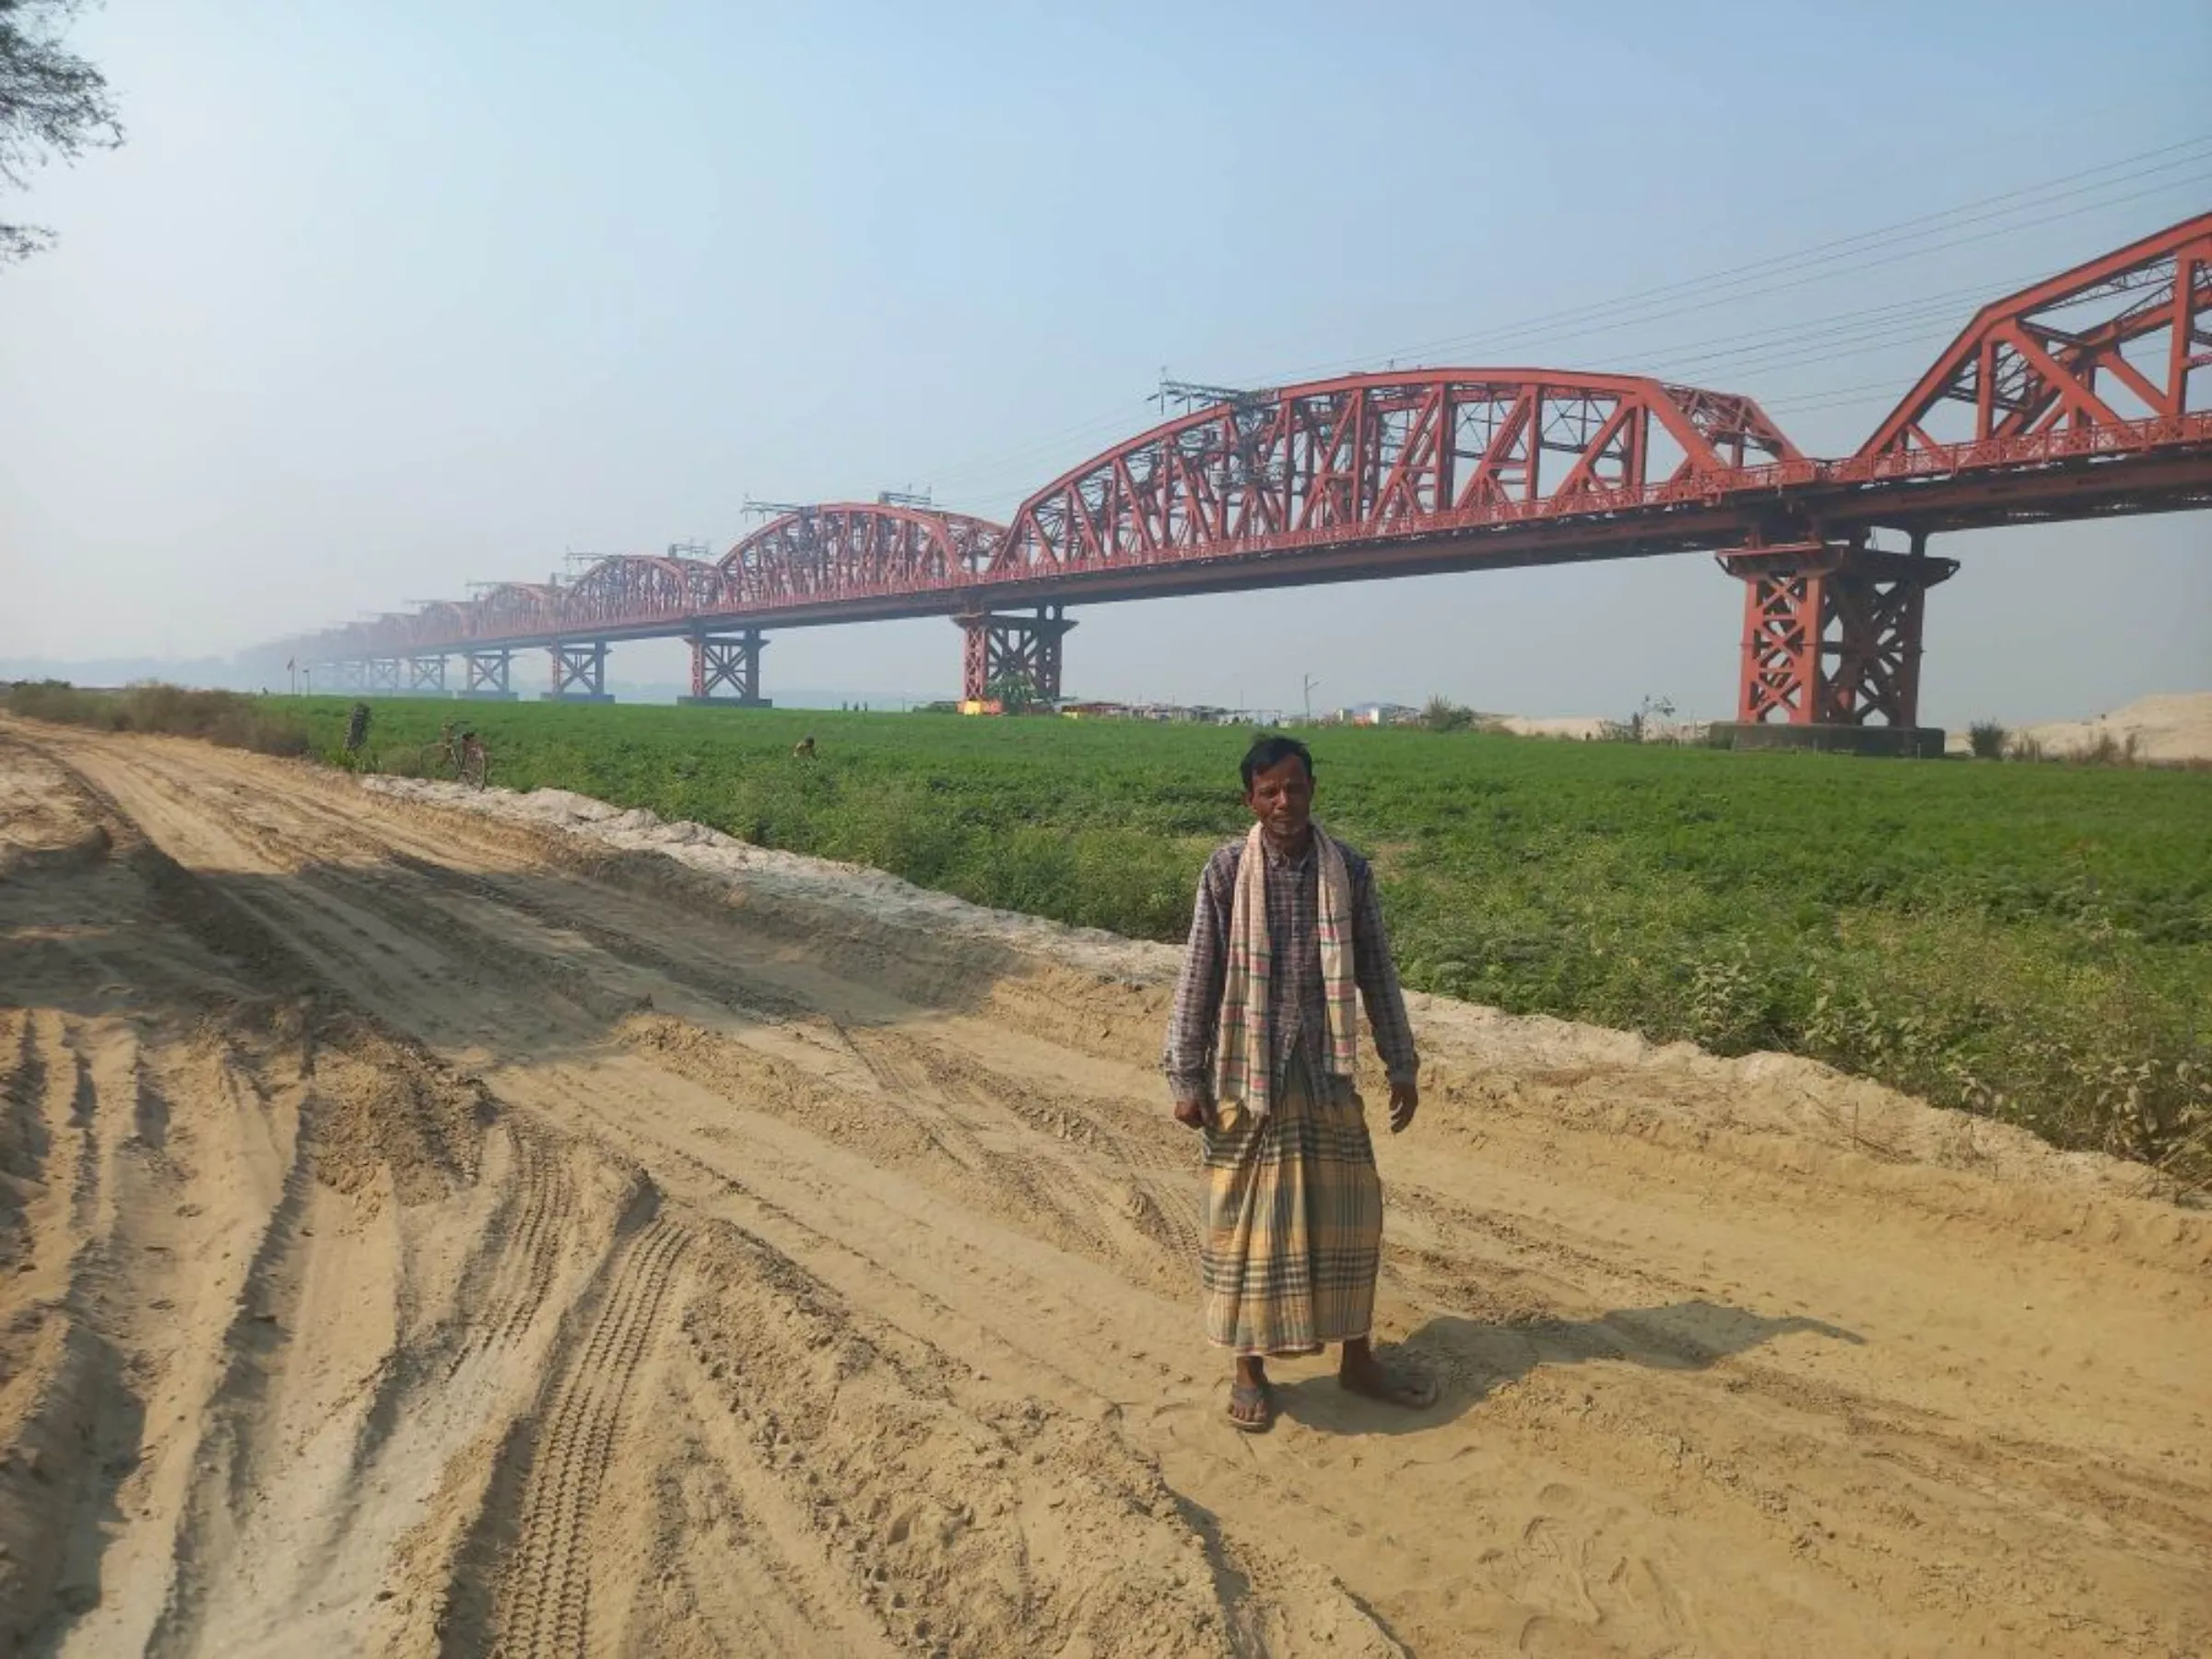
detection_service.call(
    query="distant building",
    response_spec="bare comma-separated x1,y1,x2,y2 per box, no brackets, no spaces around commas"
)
1051,700,1262,725
1337,702,1422,727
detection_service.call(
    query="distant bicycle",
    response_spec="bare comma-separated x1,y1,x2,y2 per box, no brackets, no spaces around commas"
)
420,721,489,788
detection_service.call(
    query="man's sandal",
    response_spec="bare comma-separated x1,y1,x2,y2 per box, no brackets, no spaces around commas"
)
1227,1380,1275,1432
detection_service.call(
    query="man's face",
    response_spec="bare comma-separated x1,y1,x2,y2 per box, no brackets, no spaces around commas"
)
1245,755,1314,841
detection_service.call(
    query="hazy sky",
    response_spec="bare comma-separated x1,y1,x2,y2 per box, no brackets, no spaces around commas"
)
3,2,2207,722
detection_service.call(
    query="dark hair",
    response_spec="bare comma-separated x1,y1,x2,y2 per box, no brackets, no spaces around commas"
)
1241,735,1314,792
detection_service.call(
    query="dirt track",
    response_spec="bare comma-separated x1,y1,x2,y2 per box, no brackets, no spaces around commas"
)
2,721,2207,1658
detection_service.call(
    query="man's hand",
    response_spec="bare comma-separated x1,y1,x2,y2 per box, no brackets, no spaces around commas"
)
1387,1079,1419,1135
1172,1095,1214,1132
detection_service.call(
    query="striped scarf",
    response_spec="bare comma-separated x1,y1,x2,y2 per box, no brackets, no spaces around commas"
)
1212,820,1359,1118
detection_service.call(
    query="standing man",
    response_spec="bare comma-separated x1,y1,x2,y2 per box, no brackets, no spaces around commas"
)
1163,735,1435,1431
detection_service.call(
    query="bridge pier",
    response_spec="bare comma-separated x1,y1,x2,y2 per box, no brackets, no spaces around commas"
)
331,659,366,691
678,629,771,707
406,654,447,695
958,605,1074,709
1715,534,1958,754
457,648,517,700
543,641,613,702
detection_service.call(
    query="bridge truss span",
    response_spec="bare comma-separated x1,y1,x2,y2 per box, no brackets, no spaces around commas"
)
470,582,565,642
267,211,2212,733
1823,212,2212,525
1860,212,2212,462
990,371,1804,582
563,555,728,631
719,504,1007,607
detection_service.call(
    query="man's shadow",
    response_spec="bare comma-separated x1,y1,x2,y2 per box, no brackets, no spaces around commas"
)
1271,1299,1864,1435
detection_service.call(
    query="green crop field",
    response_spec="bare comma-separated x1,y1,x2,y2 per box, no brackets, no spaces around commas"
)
11,682,2209,1183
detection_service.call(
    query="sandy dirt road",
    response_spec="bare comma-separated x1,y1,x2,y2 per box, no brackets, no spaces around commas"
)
2,721,2207,1659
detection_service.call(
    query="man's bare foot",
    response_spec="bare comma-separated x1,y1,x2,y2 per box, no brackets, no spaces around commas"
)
1338,1338,1437,1408
1228,1357,1273,1430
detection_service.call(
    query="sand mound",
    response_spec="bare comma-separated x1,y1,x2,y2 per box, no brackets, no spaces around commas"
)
1493,714,1612,741
2013,689,2212,762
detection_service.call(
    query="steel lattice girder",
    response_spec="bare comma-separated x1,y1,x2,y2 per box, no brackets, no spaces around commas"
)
718,505,1006,607
567,556,726,629
992,371,1801,578
1858,211,2212,461
474,583,564,642
411,602,473,651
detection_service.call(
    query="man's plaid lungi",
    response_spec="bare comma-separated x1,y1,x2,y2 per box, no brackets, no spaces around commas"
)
1200,1054,1382,1356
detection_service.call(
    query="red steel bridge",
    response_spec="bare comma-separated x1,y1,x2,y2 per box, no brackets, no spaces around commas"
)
270,212,2212,735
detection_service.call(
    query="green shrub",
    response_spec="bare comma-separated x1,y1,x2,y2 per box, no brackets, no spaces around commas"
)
5,680,309,755
1419,695,1474,733
2077,729,2142,768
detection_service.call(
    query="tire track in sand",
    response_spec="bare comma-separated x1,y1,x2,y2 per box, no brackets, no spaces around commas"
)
491,1214,691,1658
448,1122,571,1376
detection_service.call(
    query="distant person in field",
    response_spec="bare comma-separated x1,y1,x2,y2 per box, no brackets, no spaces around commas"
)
793,735,817,759
1162,734,1432,1432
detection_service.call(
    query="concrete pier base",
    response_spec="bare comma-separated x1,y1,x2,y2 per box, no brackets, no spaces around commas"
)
1711,723,1946,758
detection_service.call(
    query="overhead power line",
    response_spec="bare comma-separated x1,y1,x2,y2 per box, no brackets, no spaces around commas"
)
907,137,2211,507
1258,158,2212,385
1256,137,2212,380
